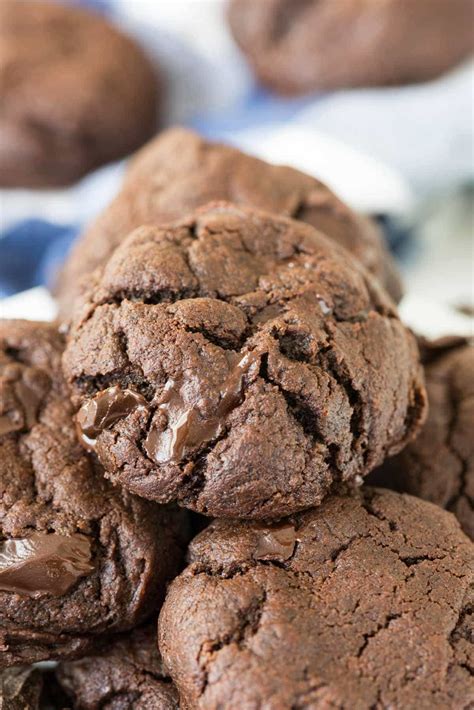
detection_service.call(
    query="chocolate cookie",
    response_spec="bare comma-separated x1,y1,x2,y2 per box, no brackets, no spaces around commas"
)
0,320,187,668
368,337,474,540
56,624,178,710
159,488,474,709
63,202,425,519
56,127,402,317
0,667,44,710
0,0,158,188
228,0,474,94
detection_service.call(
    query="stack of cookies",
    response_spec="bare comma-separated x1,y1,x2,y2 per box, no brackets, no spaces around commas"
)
1,129,473,709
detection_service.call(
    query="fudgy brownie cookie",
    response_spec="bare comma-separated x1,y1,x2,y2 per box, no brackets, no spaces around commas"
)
0,0,158,188
228,0,474,94
159,488,474,709
56,127,402,316
0,320,187,668
368,337,474,540
0,667,44,709
63,203,425,519
56,624,178,710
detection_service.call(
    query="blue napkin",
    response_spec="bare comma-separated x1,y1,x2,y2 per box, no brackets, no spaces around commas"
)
0,220,78,298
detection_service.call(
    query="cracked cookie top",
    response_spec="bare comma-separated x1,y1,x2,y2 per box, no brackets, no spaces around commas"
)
63,203,426,519
56,623,178,710
0,320,187,668
159,488,474,709
369,337,474,540
0,0,158,188
56,127,402,317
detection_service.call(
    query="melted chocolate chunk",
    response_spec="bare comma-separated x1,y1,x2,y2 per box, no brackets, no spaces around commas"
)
76,386,148,449
0,532,94,597
253,522,297,561
0,363,51,436
144,349,262,464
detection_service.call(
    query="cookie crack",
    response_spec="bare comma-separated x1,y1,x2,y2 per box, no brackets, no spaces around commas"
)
319,342,366,463
196,589,268,697
329,534,367,565
259,353,320,443
444,375,473,514
356,613,403,659
95,288,200,309
399,554,438,568
116,329,156,400
359,489,403,536
448,598,474,669
190,562,252,580
178,423,236,504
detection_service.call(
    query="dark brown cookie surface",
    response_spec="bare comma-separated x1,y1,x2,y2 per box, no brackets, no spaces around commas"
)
159,488,474,709
56,127,402,316
369,337,474,539
0,0,158,188
228,0,474,94
0,320,187,669
63,203,425,519
56,624,178,710
0,667,44,710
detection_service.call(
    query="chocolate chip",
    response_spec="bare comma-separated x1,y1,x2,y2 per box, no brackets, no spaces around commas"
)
253,522,297,561
0,533,94,597
76,386,148,449
145,350,262,464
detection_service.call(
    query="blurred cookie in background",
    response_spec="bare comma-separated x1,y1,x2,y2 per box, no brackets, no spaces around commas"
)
56,127,402,317
228,0,474,94
368,336,474,539
0,0,159,188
